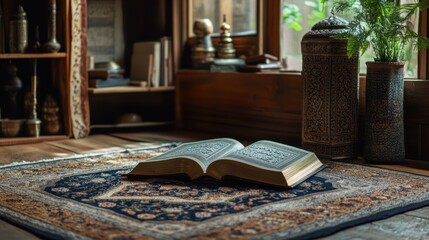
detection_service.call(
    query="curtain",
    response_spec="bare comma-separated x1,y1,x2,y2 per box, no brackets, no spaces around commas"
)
70,0,90,138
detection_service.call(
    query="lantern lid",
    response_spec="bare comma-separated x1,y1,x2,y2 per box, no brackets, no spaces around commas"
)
303,15,348,38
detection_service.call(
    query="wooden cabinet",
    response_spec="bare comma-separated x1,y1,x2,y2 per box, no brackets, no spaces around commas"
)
175,71,303,146
0,0,73,145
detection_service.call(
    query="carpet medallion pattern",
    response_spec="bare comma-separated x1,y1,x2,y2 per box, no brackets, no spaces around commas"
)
1,145,429,239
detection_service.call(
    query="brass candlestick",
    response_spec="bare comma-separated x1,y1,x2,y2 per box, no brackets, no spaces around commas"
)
26,59,41,137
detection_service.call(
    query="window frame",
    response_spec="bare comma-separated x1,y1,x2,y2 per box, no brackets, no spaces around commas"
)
264,0,281,59
418,9,428,79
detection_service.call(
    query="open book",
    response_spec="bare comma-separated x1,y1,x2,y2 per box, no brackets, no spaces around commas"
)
126,138,325,188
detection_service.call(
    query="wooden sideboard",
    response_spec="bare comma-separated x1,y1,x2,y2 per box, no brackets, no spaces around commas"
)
175,70,429,160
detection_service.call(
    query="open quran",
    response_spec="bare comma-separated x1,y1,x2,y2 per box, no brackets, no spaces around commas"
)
127,138,325,188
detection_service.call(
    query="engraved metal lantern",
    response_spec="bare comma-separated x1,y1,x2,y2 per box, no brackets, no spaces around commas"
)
301,15,359,159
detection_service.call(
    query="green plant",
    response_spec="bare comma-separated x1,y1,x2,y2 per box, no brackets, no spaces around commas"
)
305,0,327,26
283,3,303,31
322,0,429,62
283,1,329,32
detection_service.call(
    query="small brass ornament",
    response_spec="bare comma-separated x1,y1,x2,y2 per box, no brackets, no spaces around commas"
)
25,60,41,137
216,15,236,59
191,18,215,69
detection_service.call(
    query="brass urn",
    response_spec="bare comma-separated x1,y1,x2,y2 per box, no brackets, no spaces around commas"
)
216,15,236,59
191,18,216,69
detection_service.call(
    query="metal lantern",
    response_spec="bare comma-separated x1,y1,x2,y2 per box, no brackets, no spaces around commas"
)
301,15,359,159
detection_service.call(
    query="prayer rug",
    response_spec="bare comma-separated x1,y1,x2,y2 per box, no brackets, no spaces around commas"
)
1,144,429,240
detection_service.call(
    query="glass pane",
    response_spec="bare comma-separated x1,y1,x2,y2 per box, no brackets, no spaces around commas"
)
189,0,257,36
280,0,418,78
402,0,419,78
281,0,327,71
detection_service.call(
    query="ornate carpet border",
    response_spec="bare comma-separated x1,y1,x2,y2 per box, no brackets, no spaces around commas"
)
4,186,426,240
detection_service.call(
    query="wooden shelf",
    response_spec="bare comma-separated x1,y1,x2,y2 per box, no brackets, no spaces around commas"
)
90,121,174,129
0,0,73,147
0,135,70,146
0,53,68,59
88,86,175,94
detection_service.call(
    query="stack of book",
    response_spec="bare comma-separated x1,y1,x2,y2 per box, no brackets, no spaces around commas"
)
209,58,245,72
239,54,281,72
129,36,173,88
88,65,129,88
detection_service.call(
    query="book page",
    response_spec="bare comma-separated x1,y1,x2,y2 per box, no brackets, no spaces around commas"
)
221,140,312,171
147,138,244,171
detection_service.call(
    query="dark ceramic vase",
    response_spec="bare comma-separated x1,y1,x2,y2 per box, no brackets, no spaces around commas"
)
42,0,61,53
0,62,22,119
364,61,405,163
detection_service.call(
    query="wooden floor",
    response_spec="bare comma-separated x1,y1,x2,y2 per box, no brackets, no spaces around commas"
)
1,131,429,240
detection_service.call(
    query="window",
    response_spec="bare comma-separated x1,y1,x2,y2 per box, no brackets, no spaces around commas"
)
186,0,425,78
280,0,327,71
280,0,419,77
184,0,260,61
188,0,257,37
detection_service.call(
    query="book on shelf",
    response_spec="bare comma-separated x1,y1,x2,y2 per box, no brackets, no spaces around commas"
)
88,68,125,79
130,41,160,87
245,53,279,65
89,78,130,88
238,62,281,73
160,36,173,86
129,37,174,88
126,138,325,188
